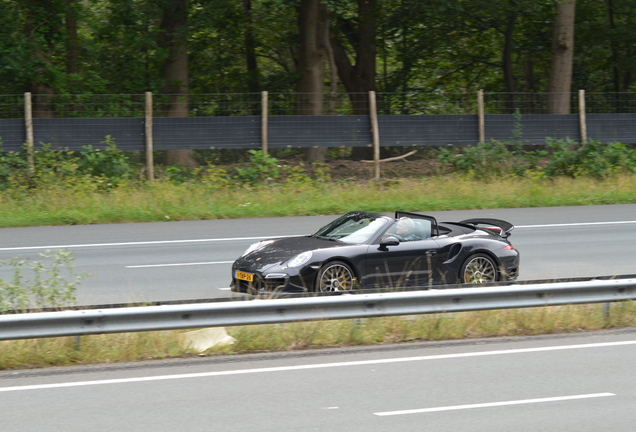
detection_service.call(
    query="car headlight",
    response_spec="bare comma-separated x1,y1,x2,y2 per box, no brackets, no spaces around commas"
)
242,240,274,257
287,251,313,268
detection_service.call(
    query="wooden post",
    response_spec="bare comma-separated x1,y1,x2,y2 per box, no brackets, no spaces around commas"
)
578,89,587,143
261,91,268,154
369,91,380,180
145,92,155,182
477,89,485,143
24,92,35,173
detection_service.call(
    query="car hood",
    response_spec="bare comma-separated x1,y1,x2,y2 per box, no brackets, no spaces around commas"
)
236,236,351,270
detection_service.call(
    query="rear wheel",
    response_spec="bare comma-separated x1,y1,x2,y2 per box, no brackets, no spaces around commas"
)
316,261,355,292
460,253,497,283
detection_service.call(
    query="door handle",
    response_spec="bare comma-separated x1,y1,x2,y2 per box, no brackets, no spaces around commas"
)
425,250,437,256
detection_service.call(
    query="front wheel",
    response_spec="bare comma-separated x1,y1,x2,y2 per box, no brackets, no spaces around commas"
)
460,253,498,283
316,261,355,292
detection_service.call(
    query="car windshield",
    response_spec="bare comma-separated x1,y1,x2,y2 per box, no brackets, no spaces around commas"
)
314,213,388,244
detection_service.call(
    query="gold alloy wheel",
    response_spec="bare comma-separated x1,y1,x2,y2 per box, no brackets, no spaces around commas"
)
317,261,355,292
462,254,497,283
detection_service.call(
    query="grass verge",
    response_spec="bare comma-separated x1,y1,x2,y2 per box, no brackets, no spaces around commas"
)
1,175,636,227
2,302,635,370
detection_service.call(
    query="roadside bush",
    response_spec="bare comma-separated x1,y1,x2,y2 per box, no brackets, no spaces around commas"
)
437,141,537,179
438,138,636,180
0,140,138,190
0,249,92,313
235,150,281,185
544,138,636,179
77,137,134,182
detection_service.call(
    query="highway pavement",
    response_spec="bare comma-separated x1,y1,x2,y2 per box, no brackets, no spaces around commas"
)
0,203,635,305
1,329,636,431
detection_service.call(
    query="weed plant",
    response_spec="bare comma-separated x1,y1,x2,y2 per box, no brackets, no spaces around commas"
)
438,138,636,180
1,302,634,370
0,250,91,313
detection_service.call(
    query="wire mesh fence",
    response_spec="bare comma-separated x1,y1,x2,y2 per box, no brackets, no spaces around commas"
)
1,91,635,152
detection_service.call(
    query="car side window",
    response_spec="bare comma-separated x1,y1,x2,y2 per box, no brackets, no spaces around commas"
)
382,217,431,242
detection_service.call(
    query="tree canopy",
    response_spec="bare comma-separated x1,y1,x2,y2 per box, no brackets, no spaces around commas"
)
1,0,634,101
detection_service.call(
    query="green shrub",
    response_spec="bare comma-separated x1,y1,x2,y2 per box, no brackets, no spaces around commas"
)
544,138,636,179
437,141,522,179
236,150,281,185
77,137,134,182
0,250,92,313
438,138,636,180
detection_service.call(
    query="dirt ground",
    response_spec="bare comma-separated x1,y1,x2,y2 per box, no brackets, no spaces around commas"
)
320,158,442,180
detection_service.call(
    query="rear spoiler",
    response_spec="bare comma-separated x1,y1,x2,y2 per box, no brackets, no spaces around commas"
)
459,218,514,238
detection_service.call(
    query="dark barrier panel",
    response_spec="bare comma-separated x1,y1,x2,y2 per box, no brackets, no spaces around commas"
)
268,115,370,148
2,114,636,152
485,114,581,144
378,115,478,146
154,116,261,150
0,119,27,151
33,118,145,151
587,113,636,143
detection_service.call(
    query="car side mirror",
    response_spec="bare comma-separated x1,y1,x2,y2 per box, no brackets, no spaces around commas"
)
379,236,400,251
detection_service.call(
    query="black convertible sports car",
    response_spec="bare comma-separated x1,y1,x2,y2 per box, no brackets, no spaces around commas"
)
230,211,520,296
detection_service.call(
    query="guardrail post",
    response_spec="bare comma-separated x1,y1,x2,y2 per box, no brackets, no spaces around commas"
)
603,302,610,321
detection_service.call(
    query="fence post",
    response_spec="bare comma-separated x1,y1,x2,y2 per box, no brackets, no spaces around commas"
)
145,92,155,182
369,91,380,180
477,89,485,143
579,89,587,143
261,91,268,155
24,92,35,173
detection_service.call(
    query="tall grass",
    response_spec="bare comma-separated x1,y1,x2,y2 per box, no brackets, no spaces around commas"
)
2,303,635,370
1,175,636,227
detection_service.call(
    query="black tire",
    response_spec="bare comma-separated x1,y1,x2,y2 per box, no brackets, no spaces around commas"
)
316,261,356,292
460,253,498,283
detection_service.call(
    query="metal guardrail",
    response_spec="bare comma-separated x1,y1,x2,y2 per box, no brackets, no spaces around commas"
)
1,279,635,341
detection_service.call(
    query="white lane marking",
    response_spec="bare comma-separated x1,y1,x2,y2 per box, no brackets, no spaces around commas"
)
0,236,291,252
126,261,234,268
1,340,635,393
218,287,231,291
1,221,635,252
374,393,615,416
516,221,636,228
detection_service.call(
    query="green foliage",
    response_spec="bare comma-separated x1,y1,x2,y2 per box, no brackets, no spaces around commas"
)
438,138,636,180
543,139,636,179
437,141,528,179
0,250,92,313
0,140,138,191
235,150,281,185
78,137,133,182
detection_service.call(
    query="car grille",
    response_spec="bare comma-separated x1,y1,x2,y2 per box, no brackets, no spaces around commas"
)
234,274,287,293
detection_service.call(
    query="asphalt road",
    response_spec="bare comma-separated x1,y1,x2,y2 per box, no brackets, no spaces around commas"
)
1,203,636,305
2,329,636,431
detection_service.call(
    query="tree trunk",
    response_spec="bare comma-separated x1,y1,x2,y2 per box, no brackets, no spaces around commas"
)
65,0,79,75
547,0,576,114
160,0,196,167
296,0,329,163
24,3,56,118
243,0,260,114
330,0,376,159
502,1,517,113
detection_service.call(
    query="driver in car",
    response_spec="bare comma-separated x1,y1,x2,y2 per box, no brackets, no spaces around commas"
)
388,217,422,242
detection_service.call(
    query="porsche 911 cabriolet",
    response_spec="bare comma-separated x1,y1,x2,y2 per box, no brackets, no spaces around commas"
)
230,211,520,296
